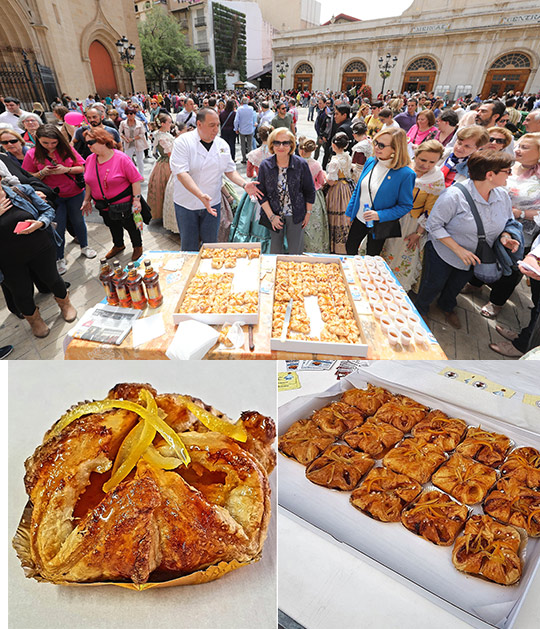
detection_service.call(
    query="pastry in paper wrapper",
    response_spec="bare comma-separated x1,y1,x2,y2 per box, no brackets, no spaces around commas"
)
311,402,365,437
484,477,540,537
278,418,335,466
431,453,498,505
372,394,429,432
383,437,446,484
455,426,512,468
412,411,468,451
343,419,404,459
305,444,374,491
500,447,540,489
452,515,523,585
340,384,393,418
13,383,274,587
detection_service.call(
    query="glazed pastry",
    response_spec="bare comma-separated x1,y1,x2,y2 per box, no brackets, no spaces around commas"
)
305,444,374,491
311,402,365,437
372,395,429,432
431,453,498,505
412,413,468,451
484,477,540,537
343,419,404,459
350,467,422,522
278,419,335,466
383,437,446,484
455,426,512,467
340,384,393,418
401,490,469,546
452,515,522,585
19,384,273,585
500,447,540,489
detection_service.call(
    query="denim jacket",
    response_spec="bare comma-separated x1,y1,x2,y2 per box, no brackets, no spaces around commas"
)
258,154,316,225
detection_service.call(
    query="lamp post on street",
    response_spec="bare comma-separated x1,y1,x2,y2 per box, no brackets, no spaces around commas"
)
116,35,136,95
378,53,398,95
275,60,289,93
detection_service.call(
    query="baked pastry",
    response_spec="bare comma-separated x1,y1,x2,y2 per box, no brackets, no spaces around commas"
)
305,444,374,491
383,437,446,484
372,395,429,432
452,515,522,585
431,453,498,505
401,490,469,546
340,384,393,418
18,383,274,585
343,419,404,458
311,402,365,437
455,426,512,468
484,477,540,537
278,419,335,466
350,467,422,522
500,447,540,489
412,413,468,451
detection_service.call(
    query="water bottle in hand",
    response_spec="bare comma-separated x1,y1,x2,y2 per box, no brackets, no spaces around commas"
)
133,207,143,232
364,203,374,228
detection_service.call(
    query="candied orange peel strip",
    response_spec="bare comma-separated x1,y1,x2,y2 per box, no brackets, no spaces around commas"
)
177,395,247,442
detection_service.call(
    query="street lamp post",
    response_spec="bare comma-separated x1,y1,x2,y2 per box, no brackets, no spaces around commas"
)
275,60,289,92
378,53,398,95
116,35,136,95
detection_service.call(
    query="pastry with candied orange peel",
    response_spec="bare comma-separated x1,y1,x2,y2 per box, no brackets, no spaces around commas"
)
278,419,335,466
412,412,468,451
484,477,540,537
431,453,498,505
500,447,540,489
372,394,429,433
343,419,403,459
340,384,393,418
383,437,446,484
305,444,374,491
455,426,512,468
311,402,365,437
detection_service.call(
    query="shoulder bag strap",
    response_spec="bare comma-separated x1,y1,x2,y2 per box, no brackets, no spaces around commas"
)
454,182,486,242
95,159,107,200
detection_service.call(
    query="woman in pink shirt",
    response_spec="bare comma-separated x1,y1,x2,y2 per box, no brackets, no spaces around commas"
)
22,124,96,275
406,110,438,153
298,137,329,252
80,126,144,261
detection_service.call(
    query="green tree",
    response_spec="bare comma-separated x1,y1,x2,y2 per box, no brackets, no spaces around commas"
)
138,8,213,90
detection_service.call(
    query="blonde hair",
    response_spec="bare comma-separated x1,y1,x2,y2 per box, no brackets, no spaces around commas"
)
0,128,25,144
373,127,411,169
268,127,296,155
486,126,513,148
456,124,490,148
414,139,444,159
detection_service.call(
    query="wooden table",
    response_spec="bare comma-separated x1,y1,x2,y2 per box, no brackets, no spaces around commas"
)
64,251,447,360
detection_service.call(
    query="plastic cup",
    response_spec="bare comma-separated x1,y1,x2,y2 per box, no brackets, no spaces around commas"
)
407,313,421,328
372,303,385,320
387,326,400,346
394,314,408,329
387,303,400,319
377,283,390,295
365,285,377,299
382,294,394,307
400,328,413,347
400,302,413,316
380,315,393,333
414,327,428,347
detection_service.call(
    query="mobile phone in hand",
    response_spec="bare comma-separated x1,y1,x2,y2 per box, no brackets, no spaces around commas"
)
14,220,32,233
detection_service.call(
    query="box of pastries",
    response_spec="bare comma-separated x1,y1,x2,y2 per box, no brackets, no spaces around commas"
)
278,365,540,628
173,243,261,325
270,256,369,357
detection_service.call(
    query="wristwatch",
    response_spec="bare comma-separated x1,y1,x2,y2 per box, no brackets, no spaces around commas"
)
133,194,141,199
520,210,525,219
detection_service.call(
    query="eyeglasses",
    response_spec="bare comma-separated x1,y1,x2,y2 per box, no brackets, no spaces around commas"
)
374,140,391,149
0,139,19,145
273,140,291,147
127,112,135,115
497,168,512,174
489,137,506,144
86,139,98,146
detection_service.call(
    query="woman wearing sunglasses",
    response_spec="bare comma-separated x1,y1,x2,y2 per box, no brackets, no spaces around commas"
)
257,128,315,254
0,129,29,166
345,127,415,256
484,126,513,153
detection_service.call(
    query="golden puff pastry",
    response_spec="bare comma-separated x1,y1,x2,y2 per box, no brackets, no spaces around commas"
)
452,515,522,585
343,419,404,459
412,413,468,451
455,426,512,468
372,395,429,433
401,490,469,546
431,453,498,505
484,477,540,537
383,437,446,484
311,402,365,437
350,467,422,522
305,444,374,491
500,447,540,489
340,384,393,419
278,419,335,466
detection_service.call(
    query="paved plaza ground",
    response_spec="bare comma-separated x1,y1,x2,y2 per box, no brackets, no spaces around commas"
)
0,108,534,360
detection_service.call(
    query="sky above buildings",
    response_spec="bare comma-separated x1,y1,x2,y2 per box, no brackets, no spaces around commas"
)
319,0,414,23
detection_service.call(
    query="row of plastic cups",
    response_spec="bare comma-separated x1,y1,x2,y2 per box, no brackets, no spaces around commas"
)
379,315,429,348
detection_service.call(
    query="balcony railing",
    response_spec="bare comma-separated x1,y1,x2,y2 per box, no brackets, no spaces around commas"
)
195,17,206,27
195,42,210,52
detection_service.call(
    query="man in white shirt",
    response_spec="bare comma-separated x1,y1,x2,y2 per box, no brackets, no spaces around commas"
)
0,97,29,129
170,108,261,251
175,98,197,129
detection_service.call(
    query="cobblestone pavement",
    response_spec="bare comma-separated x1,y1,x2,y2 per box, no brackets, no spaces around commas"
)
0,108,532,359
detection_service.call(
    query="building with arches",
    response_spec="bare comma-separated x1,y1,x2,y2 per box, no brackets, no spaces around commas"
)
272,0,540,100
0,0,146,110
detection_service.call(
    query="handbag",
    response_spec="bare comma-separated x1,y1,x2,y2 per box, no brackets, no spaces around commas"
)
366,166,402,241
66,172,85,189
454,183,503,283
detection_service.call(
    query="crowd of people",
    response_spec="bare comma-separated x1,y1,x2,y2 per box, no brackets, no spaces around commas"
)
0,85,539,359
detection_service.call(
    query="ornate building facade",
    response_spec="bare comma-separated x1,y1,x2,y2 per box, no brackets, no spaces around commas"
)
272,0,540,99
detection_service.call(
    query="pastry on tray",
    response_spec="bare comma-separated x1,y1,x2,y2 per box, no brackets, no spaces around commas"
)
452,515,522,585
412,412,468,451
431,453,498,505
278,419,335,466
343,419,404,459
305,444,375,491
383,437,446,484
484,477,540,537
401,490,469,546
455,426,512,468
340,384,393,418
350,467,422,522
311,402,365,437
372,395,429,433
15,383,275,586
500,447,540,489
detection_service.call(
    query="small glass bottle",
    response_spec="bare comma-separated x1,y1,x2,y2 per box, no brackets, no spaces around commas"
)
112,261,132,308
142,259,163,308
126,262,147,309
98,258,119,305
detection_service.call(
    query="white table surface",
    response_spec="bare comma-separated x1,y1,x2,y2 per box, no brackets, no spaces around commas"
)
8,362,277,629
278,360,540,629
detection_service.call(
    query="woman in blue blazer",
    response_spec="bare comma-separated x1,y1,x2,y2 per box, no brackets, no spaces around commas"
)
346,127,416,256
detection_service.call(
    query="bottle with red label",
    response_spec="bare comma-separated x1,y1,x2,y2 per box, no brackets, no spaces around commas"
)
99,258,119,305
112,261,132,308
126,262,147,309
142,259,163,308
